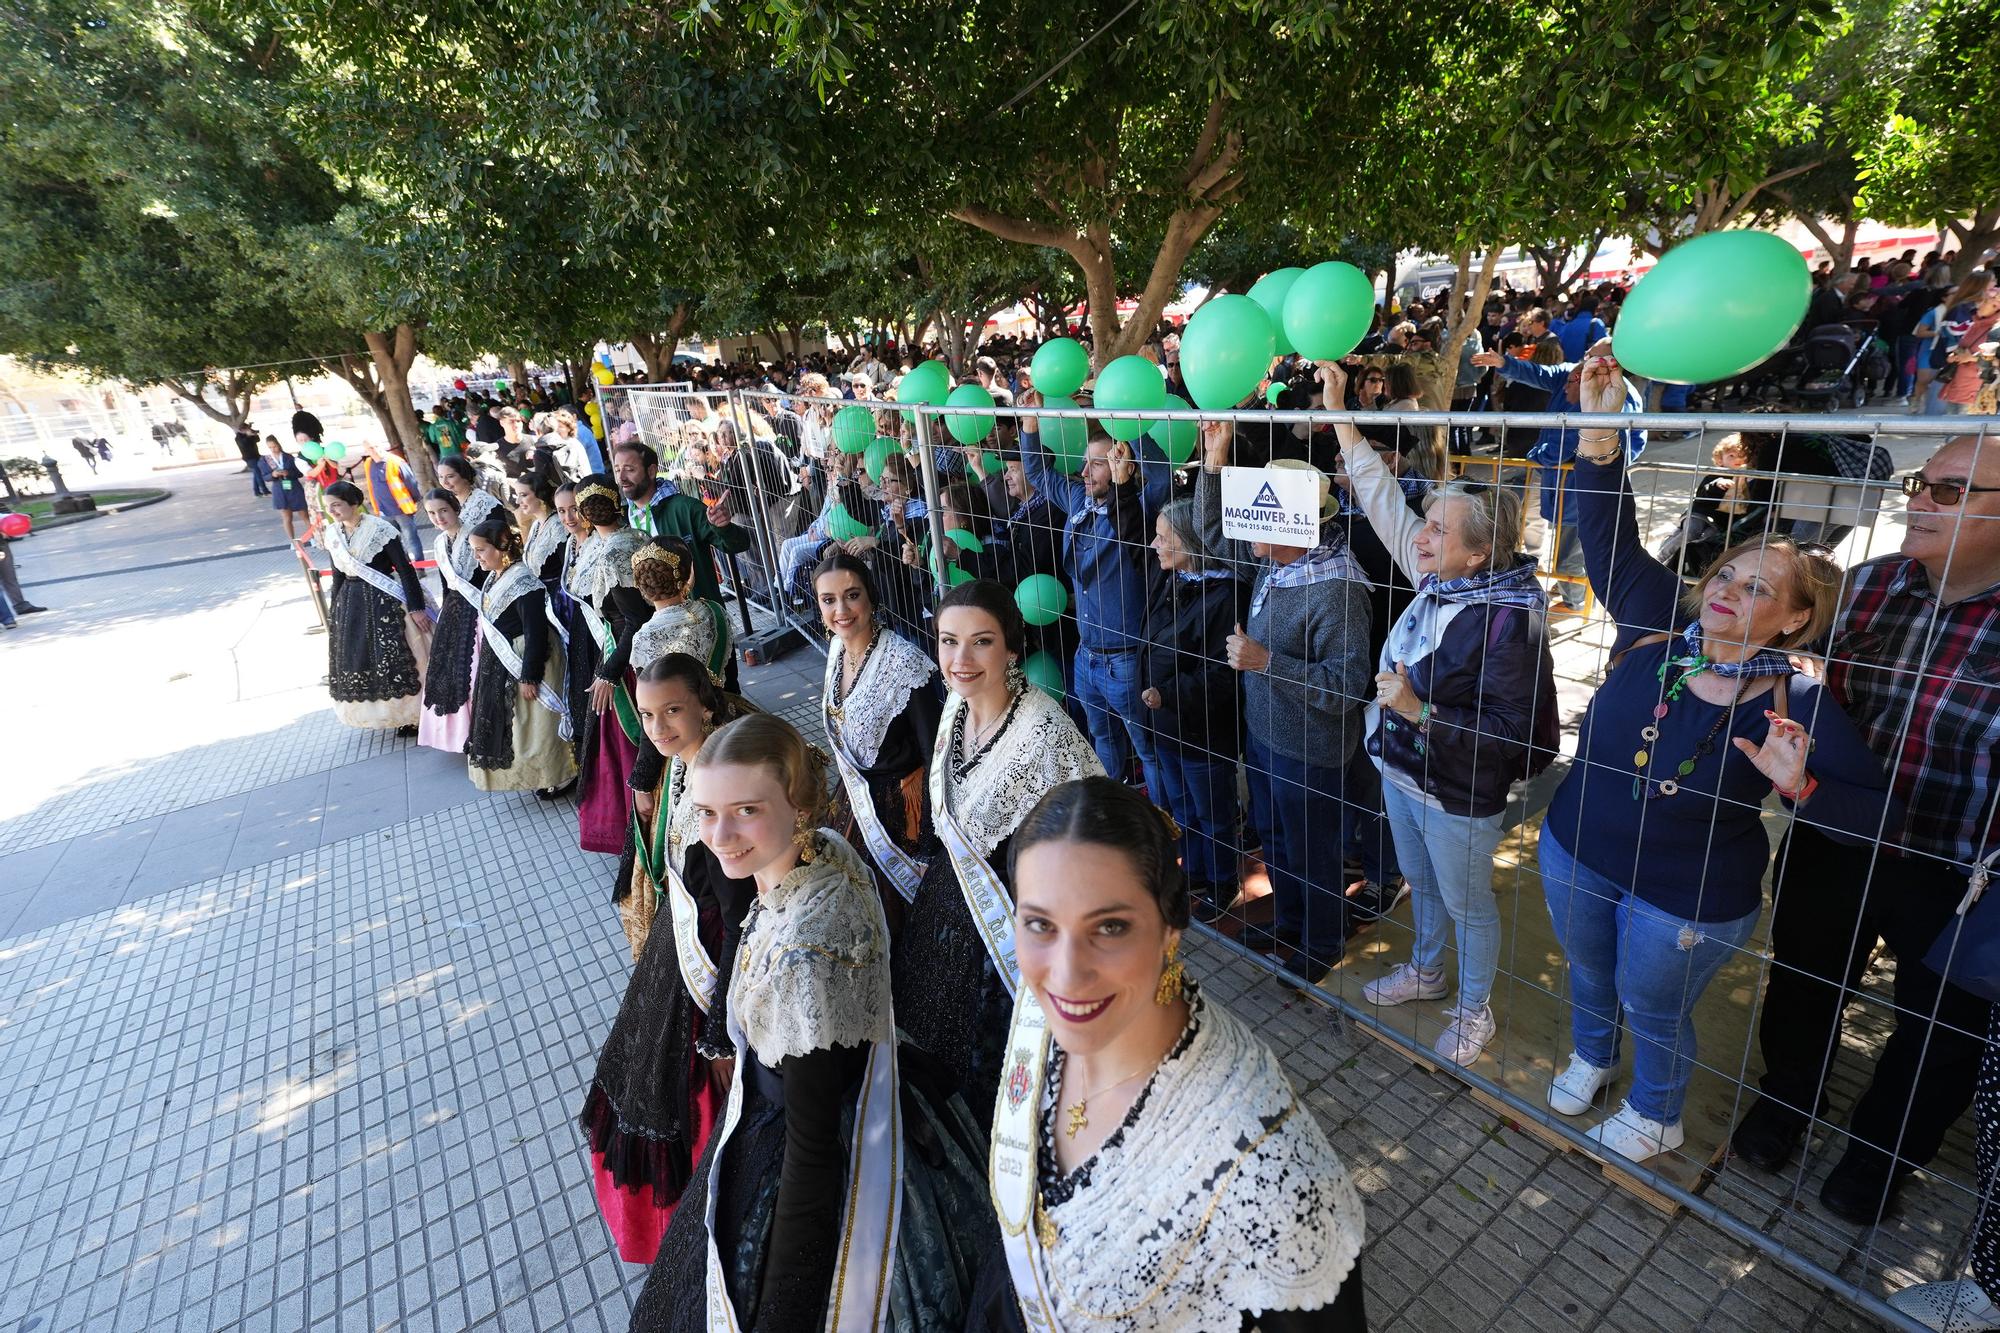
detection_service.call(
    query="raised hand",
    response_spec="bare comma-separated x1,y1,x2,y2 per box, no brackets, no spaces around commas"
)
1731,709,1811,795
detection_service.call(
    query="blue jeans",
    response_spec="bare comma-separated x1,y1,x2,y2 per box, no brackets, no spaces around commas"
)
1895,335,1928,397
780,529,829,605
1153,743,1240,887
1340,748,1400,886
1537,833,1760,1123
0,581,14,628
392,512,426,563
1072,646,1162,794
1245,734,1346,965
1381,780,1505,1006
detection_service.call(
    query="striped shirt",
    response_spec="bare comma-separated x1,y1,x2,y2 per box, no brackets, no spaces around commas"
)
1826,556,2000,866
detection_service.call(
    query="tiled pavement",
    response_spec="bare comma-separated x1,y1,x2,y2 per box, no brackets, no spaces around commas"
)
0,458,1958,1331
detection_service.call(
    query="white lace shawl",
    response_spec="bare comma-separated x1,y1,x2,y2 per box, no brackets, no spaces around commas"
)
632,601,717,675
944,687,1103,856
326,514,397,571
824,630,935,769
1039,995,1365,1328
522,514,566,574
566,528,648,606
458,487,502,534
479,560,539,620
730,831,892,1063
664,757,696,878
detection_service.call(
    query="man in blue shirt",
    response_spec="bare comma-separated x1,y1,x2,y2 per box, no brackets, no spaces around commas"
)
1471,337,1644,608
1022,405,1173,792
1550,295,1609,362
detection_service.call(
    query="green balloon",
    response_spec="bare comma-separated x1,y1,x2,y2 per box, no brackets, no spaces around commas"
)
1092,355,1166,442
1014,573,1068,627
1247,267,1305,356
300,440,324,463
864,436,896,484
1181,295,1276,411
980,451,1003,477
1149,393,1200,466
825,502,870,542
944,383,996,445
898,361,951,419
1023,650,1065,701
322,440,348,460
1040,395,1089,473
832,404,874,453
1612,229,1810,384
1030,337,1091,399
947,565,976,587
1282,261,1376,362
1264,381,1286,405
944,526,984,553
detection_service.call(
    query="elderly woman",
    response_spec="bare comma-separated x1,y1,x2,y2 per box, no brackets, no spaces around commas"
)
1537,350,1897,1162
1322,361,1557,1067
1140,498,1249,923
1197,424,1373,987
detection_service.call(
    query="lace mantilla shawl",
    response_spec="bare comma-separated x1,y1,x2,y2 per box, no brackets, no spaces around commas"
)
458,487,502,535
823,630,935,768
566,528,648,606
632,602,717,675
1038,995,1364,1328
664,758,697,878
326,514,397,571
480,561,539,620
731,831,892,1063
943,688,1102,856
522,514,566,575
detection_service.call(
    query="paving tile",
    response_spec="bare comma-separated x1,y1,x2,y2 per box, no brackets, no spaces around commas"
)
148,795,248,854
121,829,240,903
0,839,70,900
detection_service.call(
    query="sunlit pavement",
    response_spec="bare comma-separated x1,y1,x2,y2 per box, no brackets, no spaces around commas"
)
0,459,1929,1331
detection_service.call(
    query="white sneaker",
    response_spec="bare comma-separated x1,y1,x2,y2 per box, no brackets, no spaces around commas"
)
1433,1003,1495,1065
1362,963,1448,1007
1889,1279,2000,1332
1585,1100,1684,1162
1547,1051,1616,1116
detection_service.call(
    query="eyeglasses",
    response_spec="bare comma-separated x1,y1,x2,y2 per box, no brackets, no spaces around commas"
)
1901,475,2000,506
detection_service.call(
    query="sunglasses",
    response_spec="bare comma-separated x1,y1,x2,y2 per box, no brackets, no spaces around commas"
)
1902,475,2000,506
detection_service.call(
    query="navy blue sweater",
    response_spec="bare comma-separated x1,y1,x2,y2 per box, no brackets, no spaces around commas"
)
1542,451,1899,922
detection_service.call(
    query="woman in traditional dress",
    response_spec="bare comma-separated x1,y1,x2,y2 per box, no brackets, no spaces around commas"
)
581,654,754,1260
630,538,731,682
631,713,991,1332
897,578,1101,1127
979,776,1368,1332
568,474,652,861
548,482,592,788
417,487,482,753
439,453,504,532
321,481,426,731
464,516,578,793
814,548,941,910
515,472,566,585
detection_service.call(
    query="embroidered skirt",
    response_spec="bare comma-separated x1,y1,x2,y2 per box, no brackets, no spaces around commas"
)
578,682,640,854
327,579,420,729
468,634,576,792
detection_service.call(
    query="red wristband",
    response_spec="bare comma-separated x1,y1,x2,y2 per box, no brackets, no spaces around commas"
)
1775,773,1819,804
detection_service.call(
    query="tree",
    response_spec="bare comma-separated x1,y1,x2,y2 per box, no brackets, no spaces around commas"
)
0,0,355,433
1859,0,2000,280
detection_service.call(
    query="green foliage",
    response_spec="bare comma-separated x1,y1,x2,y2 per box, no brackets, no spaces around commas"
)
1858,0,2000,227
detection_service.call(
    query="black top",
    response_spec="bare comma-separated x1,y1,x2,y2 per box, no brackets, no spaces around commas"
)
592,584,652,681
1141,572,1248,753
489,585,549,681
745,1043,868,1331
329,534,424,610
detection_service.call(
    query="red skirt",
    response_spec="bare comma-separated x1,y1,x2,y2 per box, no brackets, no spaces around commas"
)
587,1060,721,1263
578,692,640,854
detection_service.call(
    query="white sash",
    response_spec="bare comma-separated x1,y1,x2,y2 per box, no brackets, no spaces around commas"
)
702,842,904,1332
475,565,573,739
928,692,1023,996
575,593,618,659
824,646,927,905
991,990,1064,1331
435,531,483,608
660,759,720,1013
544,540,575,647
327,521,424,611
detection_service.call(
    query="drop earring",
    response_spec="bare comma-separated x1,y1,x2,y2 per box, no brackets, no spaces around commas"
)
793,813,817,863
1154,940,1185,1006
1006,658,1026,694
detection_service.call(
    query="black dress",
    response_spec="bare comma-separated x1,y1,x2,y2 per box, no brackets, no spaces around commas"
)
424,535,484,717
466,582,553,774
327,531,424,717
897,842,1017,1130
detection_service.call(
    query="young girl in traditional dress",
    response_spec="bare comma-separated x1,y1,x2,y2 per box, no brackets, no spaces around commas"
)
630,713,992,1332
980,776,1368,1332
580,654,754,1260
321,481,426,731
418,487,482,753
629,538,730,682
568,475,651,858
895,578,1100,1127
814,549,941,912
464,516,577,793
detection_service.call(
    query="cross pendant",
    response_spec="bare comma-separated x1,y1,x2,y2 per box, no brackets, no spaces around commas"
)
1065,1103,1087,1138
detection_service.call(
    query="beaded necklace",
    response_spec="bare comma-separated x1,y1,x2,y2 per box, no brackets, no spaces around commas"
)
951,689,1024,781
1632,665,1748,800
826,629,880,726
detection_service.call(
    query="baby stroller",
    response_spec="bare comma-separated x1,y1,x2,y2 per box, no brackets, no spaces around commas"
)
1656,432,1892,579
1789,324,1875,411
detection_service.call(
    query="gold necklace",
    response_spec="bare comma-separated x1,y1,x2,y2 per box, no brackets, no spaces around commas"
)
1061,1063,1154,1139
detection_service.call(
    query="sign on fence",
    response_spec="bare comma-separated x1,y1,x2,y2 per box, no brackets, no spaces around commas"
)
1220,465,1322,545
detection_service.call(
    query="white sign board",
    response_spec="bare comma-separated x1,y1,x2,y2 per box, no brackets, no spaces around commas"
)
1220,466,1323,545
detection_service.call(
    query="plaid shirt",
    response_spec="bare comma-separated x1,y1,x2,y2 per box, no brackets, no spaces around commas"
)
1826,556,2000,866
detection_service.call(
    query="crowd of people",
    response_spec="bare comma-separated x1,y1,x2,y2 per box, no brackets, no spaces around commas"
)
276,240,2000,1329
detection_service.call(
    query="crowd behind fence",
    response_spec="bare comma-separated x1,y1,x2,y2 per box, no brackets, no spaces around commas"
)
657,387,1989,1331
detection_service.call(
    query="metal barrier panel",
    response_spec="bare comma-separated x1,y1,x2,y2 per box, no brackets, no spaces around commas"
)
743,386,2000,1330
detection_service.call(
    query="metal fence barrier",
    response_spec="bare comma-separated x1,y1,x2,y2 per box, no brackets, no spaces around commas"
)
729,387,1998,1331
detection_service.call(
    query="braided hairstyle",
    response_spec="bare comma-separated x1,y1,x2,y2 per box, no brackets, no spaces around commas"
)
693,712,831,828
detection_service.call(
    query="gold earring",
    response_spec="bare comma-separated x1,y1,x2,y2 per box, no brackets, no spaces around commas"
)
793,815,816,863
1154,940,1185,1006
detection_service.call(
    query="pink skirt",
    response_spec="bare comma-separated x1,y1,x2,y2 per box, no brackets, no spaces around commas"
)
578,692,640,854
417,648,477,753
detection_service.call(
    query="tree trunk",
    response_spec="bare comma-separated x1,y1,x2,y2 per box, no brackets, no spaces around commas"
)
1948,205,2000,282
631,330,667,382
1439,249,1502,410
507,357,529,388
364,326,432,489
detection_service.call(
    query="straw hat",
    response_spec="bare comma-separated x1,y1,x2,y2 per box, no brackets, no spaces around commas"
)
1267,457,1337,522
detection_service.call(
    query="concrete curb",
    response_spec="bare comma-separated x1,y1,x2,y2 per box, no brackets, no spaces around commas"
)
18,488,172,530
